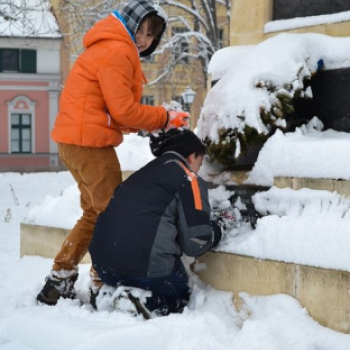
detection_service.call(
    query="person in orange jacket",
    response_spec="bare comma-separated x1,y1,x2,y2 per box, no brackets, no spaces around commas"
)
37,0,189,306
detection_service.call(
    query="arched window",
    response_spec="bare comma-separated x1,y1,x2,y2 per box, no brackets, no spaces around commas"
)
7,96,36,154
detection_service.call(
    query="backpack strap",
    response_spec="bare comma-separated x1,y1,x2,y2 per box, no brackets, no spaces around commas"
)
173,160,203,211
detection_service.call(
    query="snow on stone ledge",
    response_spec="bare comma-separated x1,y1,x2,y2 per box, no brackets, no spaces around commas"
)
265,11,350,33
246,118,350,187
218,186,350,272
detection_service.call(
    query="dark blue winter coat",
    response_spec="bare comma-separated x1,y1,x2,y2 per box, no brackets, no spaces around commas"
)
89,151,221,278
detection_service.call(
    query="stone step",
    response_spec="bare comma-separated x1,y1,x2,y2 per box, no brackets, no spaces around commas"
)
20,223,91,263
196,251,350,334
275,176,350,197
21,221,350,333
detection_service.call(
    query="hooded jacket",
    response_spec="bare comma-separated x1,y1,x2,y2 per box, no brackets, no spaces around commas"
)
51,2,167,147
89,151,222,278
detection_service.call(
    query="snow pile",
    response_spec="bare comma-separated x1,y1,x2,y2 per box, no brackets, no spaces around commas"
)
0,0,61,38
247,118,350,186
198,33,350,171
218,186,350,272
208,45,254,82
235,292,350,349
25,184,80,229
116,133,154,171
253,186,350,219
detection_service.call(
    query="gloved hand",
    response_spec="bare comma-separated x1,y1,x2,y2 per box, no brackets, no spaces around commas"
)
211,206,238,234
166,110,190,129
163,100,191,130
219,208,237,232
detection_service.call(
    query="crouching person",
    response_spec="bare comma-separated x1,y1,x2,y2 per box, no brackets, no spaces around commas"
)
89,129,222,317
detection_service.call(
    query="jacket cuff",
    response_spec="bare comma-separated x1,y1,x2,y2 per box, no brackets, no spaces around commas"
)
164,111,169,128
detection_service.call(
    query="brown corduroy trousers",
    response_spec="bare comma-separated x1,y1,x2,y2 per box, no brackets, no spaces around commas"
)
52,143,122,278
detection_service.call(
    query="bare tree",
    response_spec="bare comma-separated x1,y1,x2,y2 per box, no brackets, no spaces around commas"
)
47,0,120,61
0,0,61,38
0,0,230,88
51,0,230,85
156,0,231,84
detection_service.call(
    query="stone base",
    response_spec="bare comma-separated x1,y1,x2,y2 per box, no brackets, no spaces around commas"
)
20,223,91,263
21,221,350,333
275,176,350,197
197,252,350,334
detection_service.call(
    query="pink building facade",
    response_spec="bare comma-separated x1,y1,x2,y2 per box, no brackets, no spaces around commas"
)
0,38,63,172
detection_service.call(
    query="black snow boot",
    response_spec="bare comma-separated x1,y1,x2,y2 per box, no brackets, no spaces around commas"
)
127,292,151,320
37,274,78,306
89,287,100,310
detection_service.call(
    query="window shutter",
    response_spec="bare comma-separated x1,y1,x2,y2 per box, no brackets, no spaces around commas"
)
0,49,3,72
20,49,36,73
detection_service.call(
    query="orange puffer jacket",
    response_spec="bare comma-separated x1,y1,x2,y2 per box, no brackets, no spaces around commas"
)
52,14,167,147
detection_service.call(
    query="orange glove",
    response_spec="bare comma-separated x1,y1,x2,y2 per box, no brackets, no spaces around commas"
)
166,110,191,130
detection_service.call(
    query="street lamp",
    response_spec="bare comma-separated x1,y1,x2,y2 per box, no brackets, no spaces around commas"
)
182,86,196,112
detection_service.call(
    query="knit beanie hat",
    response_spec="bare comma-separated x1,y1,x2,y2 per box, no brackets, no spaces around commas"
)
120,0,167,57
150,129,206,158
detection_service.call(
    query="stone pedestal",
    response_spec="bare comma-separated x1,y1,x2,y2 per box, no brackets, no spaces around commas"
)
197,252,350,334
20,223,91,263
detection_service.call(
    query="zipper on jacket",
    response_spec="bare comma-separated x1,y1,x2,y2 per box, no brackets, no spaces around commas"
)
106,113,111,125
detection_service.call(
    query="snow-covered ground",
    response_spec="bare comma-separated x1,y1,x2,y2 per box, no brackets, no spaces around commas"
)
1,134,350,349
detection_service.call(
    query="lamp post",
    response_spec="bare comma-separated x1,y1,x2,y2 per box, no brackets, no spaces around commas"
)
181,86,196,113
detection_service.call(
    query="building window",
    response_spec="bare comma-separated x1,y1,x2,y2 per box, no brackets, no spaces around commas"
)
273,0,350,20
0,49,37,73
141,96,155,105
11,114,32,153
172,27,189,64
218,29,224,49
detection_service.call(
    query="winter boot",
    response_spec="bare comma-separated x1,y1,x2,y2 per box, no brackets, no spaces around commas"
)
112,286,152,320
89,287,100,310
89,266,104,310
127,292,151,320
36,273,78,306
93,285,152,319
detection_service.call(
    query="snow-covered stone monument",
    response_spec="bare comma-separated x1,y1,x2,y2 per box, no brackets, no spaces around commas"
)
196,32,350,334
19,0,350,334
